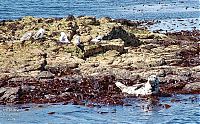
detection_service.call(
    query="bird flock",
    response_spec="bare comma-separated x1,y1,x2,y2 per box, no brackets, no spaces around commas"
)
20,28,104,46
20,28,160,97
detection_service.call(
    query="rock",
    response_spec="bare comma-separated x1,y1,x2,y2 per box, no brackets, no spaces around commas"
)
0,87,20,102
37,71,55,79
84,38,125,58
103,26,141,47
66,15,75,21
114,19,138,27
99,17,112,24
80,35,92,44
183,82,200,92
76,16,97,26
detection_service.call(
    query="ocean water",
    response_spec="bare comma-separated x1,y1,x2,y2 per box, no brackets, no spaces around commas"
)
0,95,199,124
1,0,199,32
0,0,199,21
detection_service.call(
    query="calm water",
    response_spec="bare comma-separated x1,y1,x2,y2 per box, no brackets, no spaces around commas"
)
0,95,199,124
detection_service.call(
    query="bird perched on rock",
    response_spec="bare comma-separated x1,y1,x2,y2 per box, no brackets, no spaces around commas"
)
59,32,70,44
20,31,33,42
74,35,81,46
90,35,103,44
73,35,84,52
115,75,159,96
33,28,45,40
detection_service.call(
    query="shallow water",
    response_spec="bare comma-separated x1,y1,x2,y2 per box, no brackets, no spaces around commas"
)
0,95,199,124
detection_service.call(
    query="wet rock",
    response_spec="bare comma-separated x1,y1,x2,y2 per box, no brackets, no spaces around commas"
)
48,112,56,115
114,19,138,27
66,15,75,21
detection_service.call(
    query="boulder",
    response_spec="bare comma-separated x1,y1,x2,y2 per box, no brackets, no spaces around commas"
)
0,87,20,102
37,71,55,79
103,26,141,47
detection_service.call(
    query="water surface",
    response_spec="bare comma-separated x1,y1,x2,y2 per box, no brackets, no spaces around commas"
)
0,0,199,20
0,95,199,124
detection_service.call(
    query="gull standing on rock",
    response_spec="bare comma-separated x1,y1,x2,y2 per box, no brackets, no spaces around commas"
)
90,35,103,44
59,32,70,44
74,35,81,46
115,75,159,96
20,31,33,42
33,28,45,40
74,35,84,52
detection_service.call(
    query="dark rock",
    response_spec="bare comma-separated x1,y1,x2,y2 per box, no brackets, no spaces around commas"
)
103,26,141,47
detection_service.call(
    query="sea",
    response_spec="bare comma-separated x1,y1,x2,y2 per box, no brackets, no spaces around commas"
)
0,0,200,123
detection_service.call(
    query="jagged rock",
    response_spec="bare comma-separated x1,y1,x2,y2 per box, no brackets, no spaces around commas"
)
0,87,20,102
103,26,141,47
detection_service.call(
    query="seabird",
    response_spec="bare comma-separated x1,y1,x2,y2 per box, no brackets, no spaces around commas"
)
33,28,45,40
74,35,84,52
74,35,81,46
20,31,33,42
115,75,159,96
90,35,103,44
59,32,70,44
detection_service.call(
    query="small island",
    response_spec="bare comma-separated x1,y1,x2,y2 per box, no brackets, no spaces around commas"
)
0,16,199,105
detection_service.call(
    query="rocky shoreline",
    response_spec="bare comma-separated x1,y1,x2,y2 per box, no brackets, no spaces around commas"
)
0,16,199,105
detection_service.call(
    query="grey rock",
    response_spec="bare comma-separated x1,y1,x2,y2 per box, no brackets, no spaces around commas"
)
0,87,20,102
37,71,54,79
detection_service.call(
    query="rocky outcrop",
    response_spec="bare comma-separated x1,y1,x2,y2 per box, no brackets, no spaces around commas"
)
103,26,141,47
0,16,199,105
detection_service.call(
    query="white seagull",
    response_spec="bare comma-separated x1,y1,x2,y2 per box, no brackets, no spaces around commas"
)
33,28,45,40
115,75,159,96
59,32,70,44
20,31,33,42
91,35,103,44
74,35,81,46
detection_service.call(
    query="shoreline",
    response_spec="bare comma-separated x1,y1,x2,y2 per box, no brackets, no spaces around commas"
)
0,16,199,105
